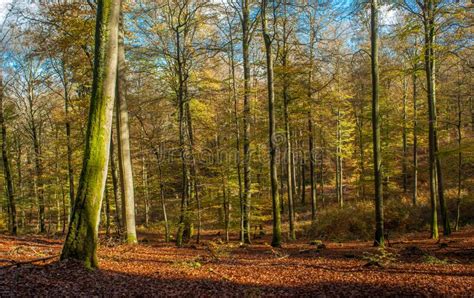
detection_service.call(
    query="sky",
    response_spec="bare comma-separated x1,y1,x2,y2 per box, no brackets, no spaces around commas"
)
0,0,12,23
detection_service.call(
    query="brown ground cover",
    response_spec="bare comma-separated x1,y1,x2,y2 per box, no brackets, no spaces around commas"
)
1,229,473,296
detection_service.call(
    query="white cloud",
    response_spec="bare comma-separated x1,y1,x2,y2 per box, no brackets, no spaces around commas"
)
380,5,399,26
0,0,13,24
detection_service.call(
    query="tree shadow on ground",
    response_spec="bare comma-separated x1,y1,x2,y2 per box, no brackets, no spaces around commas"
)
0,260,443,296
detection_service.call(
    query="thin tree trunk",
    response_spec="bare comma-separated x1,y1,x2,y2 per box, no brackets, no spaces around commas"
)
226,19,244,242
284,99,295,240
301,135,306,206
336,108,343,208
63,73,75,213
402,76,408,193
142,155,150,227
455,91,462,231
413,66,418,206
308,113,316,221
319,123,326,207
262,0,282,247
423,0,441,239
241,0,252,244
110,133,122,234
0,62,16,235
32,123,45,233
15,135,23,221
279,149,285,214
105,183,111,237
222,176,230,242
61,0,121,268
371,0,384,247
116,9,137,244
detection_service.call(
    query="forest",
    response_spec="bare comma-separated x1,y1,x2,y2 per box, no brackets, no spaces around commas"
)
0,0,473,295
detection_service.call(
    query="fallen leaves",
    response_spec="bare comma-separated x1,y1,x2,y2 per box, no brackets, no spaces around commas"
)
0,228,473,296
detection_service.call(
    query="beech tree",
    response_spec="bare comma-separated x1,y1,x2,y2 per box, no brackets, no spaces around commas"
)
371,0,384,247
61,0,121,268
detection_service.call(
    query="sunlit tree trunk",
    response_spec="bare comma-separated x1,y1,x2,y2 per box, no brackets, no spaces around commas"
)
116,9,137,244
61,0,120,268
371,0,384,247
241,0,252,244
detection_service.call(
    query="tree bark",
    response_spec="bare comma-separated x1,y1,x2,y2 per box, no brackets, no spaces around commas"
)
241,0,252,244
402,76,408,193
142,155,150,227
226,16,244,242
110,133,122,234
412,66,418,206
308,113,316,221
116,9,137,244
262,0,282,248
0,61,16,235
371,0,384,247
61,0,121,268
336,108,343,208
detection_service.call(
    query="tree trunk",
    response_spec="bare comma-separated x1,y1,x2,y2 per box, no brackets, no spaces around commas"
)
262,0,282,248
227,20,244,242
336,108,343,208
284,96,295,240
110,133,122,234
116,9,137,244
0,62,16,235
371,0,384,247
412,66,418,206
402,76,408,193
32,123,45,233
308,113,316,221
104,183,111,237
15,136,24,228
64,77,75,213
301,136,306,206
423,0,446,238
222,176,230,242
142,155,150,227
455,91,462,231
241,0,252,244
61,0,121,268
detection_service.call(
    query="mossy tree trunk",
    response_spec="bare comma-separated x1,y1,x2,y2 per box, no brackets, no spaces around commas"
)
61,0,121,269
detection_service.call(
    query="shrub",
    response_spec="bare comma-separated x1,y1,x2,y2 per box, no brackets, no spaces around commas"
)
305,199,431,242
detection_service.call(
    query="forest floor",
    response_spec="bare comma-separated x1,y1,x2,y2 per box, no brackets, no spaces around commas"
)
0,228,473,296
